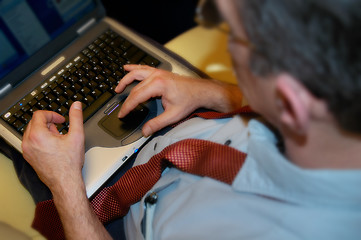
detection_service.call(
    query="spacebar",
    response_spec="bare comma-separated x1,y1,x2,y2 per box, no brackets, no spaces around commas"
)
83,91,114,122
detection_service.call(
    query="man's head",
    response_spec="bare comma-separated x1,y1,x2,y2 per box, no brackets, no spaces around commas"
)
213,0,361,134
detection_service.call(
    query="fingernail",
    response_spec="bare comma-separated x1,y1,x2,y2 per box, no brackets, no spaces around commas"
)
73,101,82,110
118,110,124,118
142,126,151,138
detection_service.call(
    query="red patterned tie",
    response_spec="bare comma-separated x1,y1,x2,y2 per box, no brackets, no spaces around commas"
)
32,106,253,239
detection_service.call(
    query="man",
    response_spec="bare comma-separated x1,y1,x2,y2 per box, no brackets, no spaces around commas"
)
22,0,361,239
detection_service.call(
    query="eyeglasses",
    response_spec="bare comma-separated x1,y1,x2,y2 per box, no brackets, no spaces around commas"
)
194,0,255,50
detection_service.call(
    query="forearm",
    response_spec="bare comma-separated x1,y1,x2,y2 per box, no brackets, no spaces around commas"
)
197,78,243,112
52,174,112,240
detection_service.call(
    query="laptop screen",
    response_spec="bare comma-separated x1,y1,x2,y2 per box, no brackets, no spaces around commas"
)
0,0,96,80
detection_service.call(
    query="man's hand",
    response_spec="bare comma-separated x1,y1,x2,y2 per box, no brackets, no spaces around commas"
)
22,101,85,191
22,102,112,239
115,65,243,137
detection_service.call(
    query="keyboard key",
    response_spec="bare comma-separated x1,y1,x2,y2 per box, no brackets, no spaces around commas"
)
20,113,32,123
5,115,16,124
80,86,91,96
29,106,39,114
63,89,74,99
13,120,24,130
37,100,48,109
28,98,37,106
129,51,146,64
49,102,60,111
91,89,102,98
71,83,82,92
35,93,44,101
14,110,24,118
83,95,95,106
56,96,67,105
45,93,56,103
64,100,74,109
86,71,96,79
72,93,84,102
60,81,71,90
21,104,31,113
57,106,68,116
87,80,98,89
83,91,113,121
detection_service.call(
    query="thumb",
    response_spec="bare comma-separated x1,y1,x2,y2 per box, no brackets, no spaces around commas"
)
68,101,84,136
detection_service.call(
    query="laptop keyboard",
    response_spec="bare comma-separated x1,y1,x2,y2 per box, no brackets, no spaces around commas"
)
1,29,160,135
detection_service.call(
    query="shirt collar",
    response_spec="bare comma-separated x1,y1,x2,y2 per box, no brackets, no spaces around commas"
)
233,119,361,209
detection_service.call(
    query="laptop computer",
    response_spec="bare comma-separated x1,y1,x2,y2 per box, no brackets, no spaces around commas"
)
0,0,199,198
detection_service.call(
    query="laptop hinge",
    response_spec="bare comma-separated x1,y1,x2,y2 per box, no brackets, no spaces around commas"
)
77,18,96,35
0,84,12,98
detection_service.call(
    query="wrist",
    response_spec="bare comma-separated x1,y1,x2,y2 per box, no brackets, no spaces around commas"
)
51,171,86,203
203,79,243,112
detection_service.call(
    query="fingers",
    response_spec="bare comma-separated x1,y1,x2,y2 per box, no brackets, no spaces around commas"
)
142,112,176,137
115,65,191,136
118,77,164,118
141,107,190,137
116,65,168,118
48,123,60,134
24,110,65,137
22,110,65,156
115,65,155,93
31,110,65,126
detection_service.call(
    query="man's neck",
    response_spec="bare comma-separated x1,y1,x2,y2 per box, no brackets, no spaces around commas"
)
283,123,361,169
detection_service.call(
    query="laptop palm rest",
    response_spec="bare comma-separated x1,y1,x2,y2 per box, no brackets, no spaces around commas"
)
98,101,149,143
83,95,160,198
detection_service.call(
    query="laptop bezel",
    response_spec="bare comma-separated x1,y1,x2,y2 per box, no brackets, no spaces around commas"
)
0,0,105,97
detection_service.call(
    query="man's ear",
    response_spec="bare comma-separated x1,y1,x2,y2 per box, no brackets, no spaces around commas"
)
275,74,313,135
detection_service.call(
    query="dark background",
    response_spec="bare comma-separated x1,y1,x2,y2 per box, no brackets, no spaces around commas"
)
102,0,199,44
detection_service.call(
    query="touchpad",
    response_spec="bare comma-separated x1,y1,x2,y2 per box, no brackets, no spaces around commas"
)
98,102,149,140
